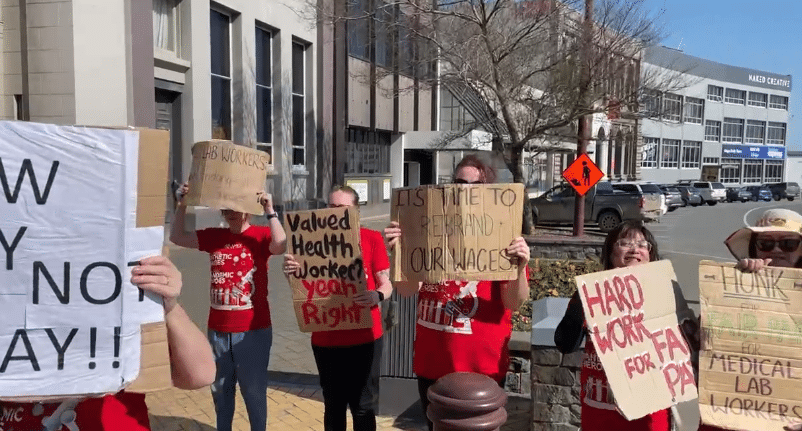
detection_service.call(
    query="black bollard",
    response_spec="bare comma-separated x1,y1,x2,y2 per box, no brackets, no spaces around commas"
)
427,372,508,431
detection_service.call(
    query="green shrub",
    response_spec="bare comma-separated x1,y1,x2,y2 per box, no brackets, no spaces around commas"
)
512,258,603,332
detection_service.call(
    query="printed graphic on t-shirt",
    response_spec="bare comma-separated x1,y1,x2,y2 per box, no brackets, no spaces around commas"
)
209,242,257,310
1,399,80,431
417,281,478,334
582,351,616,410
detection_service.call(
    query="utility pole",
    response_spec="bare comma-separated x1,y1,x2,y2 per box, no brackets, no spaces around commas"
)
18,0,30,121
572,0,593,236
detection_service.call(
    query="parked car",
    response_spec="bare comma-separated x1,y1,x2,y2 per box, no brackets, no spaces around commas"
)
658,185,683,211
744,185,772,202
676,180,726,205
765,182,800,201
530,182,645,232
726,187,752,203
610,182,663,221
675,185,703,207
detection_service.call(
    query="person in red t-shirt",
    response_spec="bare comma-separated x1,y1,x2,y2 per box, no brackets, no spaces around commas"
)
384,155,531,431
170,184,287,431
283,185,392,431
0,256,215,431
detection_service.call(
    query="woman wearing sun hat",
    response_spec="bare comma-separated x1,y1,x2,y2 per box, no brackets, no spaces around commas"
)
698,209,802,431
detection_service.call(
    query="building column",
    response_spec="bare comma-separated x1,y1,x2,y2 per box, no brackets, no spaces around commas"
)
596,139,608,179
545,152,555,189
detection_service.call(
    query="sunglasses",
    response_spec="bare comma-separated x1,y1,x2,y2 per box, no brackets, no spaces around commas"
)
755,237,802,253
454,179,483,184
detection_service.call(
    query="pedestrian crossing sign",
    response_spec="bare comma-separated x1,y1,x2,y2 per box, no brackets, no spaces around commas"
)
562,154,603,196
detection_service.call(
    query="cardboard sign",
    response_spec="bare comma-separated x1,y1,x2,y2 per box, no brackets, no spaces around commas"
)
283,207,371,332
699,261,802,431
184,140,271,215
575,260,698,420
390,183,524,283
0,121,170,397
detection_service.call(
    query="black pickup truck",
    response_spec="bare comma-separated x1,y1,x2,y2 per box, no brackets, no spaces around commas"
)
530,181,646,232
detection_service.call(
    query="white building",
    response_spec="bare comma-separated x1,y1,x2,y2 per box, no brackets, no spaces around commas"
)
641,46,791,185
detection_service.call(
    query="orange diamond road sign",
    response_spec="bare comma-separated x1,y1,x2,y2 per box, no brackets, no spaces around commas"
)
562,154,604,196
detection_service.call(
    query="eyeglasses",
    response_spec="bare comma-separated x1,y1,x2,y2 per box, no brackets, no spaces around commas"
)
755,237,802,253
454,179,483,184
614,239,652,251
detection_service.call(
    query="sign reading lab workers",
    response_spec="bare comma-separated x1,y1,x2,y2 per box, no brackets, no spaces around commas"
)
722,144,785,160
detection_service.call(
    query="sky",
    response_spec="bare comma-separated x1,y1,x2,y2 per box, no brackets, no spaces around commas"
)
641,0,802,150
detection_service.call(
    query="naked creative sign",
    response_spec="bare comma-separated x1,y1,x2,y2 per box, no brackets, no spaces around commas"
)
184,140,271,215
0,121,170,397
390,183,524,283
699,261,802,431
575,260,698,420
283,207,371,332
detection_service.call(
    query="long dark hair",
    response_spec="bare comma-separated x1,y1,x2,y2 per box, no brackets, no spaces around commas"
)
601,220,659,270
454,154,497,184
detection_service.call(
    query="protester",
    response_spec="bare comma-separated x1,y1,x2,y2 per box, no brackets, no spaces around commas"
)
698,208,802,431
282,185,392,431
170,184,286,431
383,155,530,431
554,220,696,431
0,255,215,430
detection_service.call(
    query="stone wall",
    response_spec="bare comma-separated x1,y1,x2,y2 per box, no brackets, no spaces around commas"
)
528,234,604,261
530,347,582,431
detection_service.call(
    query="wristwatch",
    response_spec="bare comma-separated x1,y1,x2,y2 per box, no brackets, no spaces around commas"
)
377,291,385,301
266,213,278,220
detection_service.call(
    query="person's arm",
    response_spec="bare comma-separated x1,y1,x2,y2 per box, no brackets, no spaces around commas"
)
169,183,200,249
500,237,531,310
131,256,215,390
260,192,286,255
381,221,422,296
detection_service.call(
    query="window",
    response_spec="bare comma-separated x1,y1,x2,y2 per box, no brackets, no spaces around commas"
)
660,139,680,168
707,85,723,102
345,128,391,174
767,122,786,146
642,137,658,168
255,27,273,158
681,141,701,169
743,159,763,183
724,88,746,105
347,0,370,59
720,158,741,183
769,95,789,110
663,93,682,122
704,120,721,142
153,0,182,57
745,120,765,144
684,97,704,124
440,89,474,131
641,89,661,118
703,157,720,165
765,160,783,183
292,42,307,166
374,3,394,68
747,92,767,108
210,9,231,139
722,118,744,143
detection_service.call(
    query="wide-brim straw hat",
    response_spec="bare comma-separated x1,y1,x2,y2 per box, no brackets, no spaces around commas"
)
725,209,802,260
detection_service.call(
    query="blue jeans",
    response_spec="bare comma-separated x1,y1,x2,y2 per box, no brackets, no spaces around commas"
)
208,327,272,431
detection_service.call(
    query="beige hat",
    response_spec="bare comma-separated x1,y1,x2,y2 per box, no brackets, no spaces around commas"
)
725,209,802,260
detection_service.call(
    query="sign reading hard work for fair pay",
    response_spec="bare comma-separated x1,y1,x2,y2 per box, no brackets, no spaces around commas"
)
184,140,271,215
575,260,698,420
699,261,802,431
390,183,524,283
0,121,170,397
283,207,371,332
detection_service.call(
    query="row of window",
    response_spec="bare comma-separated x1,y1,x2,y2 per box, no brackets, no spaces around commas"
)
704,119,786,145
707,85,788,110
210,10,308,166
643,91,704,124
641,138,701,169
719,159,783,184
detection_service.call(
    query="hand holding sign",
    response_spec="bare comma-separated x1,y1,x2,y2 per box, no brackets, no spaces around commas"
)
131,256,182,312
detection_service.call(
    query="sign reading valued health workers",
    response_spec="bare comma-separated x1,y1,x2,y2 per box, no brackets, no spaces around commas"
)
283,207,371,332
699,261,802,431
575,260,698,420
390,183,524,283
0,121,169,397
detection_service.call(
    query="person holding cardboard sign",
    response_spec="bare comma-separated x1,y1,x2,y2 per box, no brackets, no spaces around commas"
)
171,183,286,431
383,155,530,431
283,185,392,431
0,255,215,431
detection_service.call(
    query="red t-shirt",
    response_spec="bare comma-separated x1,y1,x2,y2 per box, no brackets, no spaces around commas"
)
413,279,514,382
581,340,670,431
311,228,390,347
197,225,273,332
0,392,149,431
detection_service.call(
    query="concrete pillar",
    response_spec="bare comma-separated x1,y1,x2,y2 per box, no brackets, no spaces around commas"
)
596,139,608,179
546,152,555,189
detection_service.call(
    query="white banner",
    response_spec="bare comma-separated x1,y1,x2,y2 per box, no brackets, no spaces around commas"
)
0,121,163,397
